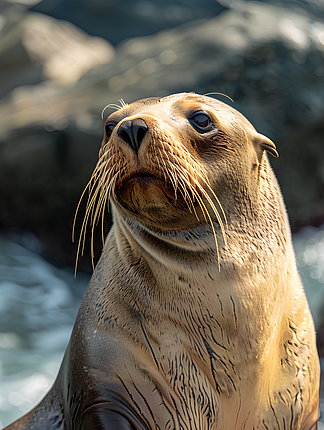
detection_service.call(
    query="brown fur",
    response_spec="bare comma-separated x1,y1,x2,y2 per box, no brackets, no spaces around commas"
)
5,93,319,430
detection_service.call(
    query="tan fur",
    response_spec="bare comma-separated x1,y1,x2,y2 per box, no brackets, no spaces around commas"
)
5,93,319,430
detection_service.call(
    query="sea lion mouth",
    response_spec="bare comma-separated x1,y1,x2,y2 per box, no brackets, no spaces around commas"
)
116,171,174,198
124,172,164,185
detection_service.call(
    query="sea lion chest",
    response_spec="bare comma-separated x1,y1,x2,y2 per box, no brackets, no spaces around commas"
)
66,250,262,430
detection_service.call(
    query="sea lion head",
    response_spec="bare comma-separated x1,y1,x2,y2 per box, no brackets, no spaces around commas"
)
94,93,278,234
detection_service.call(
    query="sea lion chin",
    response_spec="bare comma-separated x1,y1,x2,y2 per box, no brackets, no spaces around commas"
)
4,93,320,430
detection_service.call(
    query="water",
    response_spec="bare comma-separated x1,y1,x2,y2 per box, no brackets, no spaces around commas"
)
0,228,323,428
0,235,89,428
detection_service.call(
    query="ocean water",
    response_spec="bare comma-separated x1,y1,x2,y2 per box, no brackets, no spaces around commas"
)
0,235,89,428
0,228,323,428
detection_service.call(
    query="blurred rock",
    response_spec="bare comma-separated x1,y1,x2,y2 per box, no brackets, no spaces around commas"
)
2,2,324,136
0,8,115,97
0,124,104,271
275,117,324,231
30,0,227,45
260,0,324,22
1,1,324,269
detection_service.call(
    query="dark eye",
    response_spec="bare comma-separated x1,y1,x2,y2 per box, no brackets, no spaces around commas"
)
193,114,210,128
189,112,214,133
105,121,116,137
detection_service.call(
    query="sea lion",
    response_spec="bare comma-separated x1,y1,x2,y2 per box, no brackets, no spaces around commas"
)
5,93,320,430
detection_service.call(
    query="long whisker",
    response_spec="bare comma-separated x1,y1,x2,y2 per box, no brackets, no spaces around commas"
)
101,103,122,119
101,185,110,247
193,179,227,247
162,149,179,198
81,181,105,252
87,162,115,229
154,142,199,214
73,179,92,243
176,173,200,220
90,171,119,271
154,149,167,183
85,157,114,208
174,167,208,224
119,98,128,108
177,171,221,270
203,92,234,103
73,163,105,245
73,160,116,275
156,147,170,183
169,149,227,229
160,139,226,237
92,165,116,227
101,99,129,119
74,185,100,275
169,139,201,167
175,162,226,244
99,171,119,264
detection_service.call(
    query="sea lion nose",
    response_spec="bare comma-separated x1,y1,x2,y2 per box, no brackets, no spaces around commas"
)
117,118,148,152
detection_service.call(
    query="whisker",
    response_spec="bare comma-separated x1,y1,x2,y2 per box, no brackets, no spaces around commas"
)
101,99,129,120
87,162,115,227
100,184,111,247
154,149,167,184
174,166,208,224
92,165,116,223
176,173,200,220
172,163,225,268
101,103,122,119
168,149,227,229
187,183,221,271
162,149,179,198
156,147,169,183
169,139,201,167
193,179,227,247
74,184,101,275
89,169,119,271
73,160,117,275
73,164,106,245
203,92,234,104
175,161,226,244
119,98,128,108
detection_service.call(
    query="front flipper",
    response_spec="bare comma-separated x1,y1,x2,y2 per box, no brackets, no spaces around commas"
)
80,403,147,430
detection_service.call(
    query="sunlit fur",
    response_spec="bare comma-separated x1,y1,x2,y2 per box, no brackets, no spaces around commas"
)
7,93,319,430
74,111,227,272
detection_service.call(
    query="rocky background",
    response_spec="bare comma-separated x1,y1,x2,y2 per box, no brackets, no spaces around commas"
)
1,0,324,336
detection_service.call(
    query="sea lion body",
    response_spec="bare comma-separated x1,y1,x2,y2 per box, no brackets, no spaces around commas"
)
5,94,320,430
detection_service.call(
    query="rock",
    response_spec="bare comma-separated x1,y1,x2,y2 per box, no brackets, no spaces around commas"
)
275,117,324,231
30,0,227,46
2,2,324,137
0,8,115,97
1,1,324,269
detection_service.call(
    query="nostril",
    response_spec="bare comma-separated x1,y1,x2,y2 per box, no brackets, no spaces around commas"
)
119,129,132,147
136,127,147,147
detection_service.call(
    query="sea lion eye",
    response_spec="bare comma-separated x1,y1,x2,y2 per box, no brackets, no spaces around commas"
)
105,121,116,137
193,114,210,127
189,112,214,133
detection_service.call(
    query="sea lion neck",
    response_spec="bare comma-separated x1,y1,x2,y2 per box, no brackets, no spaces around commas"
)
112,203,218,273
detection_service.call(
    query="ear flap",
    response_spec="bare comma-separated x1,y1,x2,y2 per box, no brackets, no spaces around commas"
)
254,133,279,158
